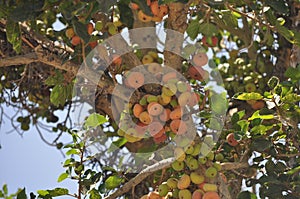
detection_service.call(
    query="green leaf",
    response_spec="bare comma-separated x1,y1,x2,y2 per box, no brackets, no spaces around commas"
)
17,188,27,199
66,149,80,156
222,11,238,28
210,94,228,115
112,137,127,148
267,76,279,89
2,184,7,195
47,188,69,197
275,22,294,43
45,71,64,86
237,191,257,199
285,67,300,81
293,31,300,46
0,190,3,197
105,175,124,190
237,120,249,133
282,93,300,103
37,190,49,196
248,111,274,121
231,110,245,124
57,173,68,182
264,8,277,25
186,20,199,40
6,19,22,53
287,165,300,175
251,124,273,135
72,20,90,43
89,188,101,199
274,161,287,173
65,83,74,100
96,0,117,13
50,85,66,107
251,138,272,152
198,23,218,37
265,0,289,14
118,0,134,29
63,158,74,167
84,113,107,128
234,92,263,100
9,0,44,22
58,1,75,20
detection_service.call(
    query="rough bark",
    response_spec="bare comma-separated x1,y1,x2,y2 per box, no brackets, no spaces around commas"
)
163,2,188,72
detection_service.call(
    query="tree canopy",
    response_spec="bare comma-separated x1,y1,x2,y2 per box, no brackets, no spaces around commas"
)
0,0,300,199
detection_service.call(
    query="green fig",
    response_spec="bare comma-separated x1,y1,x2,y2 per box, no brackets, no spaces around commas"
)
177,81,188,93
187,158,199,170
213,162,222,171
205,166,218,178
178,189,192,199
184,145,194,155
172,160,185,171
191,143,201,156
206,151,214,161
174,147,186,162
215,153,224,161
198,156,207,164
167,178,178,189
95,21,104,31
158,183,169,197
177,174,191,189
190,172,205,184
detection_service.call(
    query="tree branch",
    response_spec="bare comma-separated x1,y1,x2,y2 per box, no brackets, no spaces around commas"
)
0,52,38,67
104,158,175,199
221,162,249,171
0,46,79,75
104,159,248,199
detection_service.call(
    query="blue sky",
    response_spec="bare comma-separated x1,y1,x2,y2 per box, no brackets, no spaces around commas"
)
0,108,77,197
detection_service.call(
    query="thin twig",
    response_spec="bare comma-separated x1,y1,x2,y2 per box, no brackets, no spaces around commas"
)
225,3,275,31
36,124,56,146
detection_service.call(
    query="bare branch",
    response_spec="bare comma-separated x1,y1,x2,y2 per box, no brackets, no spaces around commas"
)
0,52,37,67
221,162,249,171
104,158,175,199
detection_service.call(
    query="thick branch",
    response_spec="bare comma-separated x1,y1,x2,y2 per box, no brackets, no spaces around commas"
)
34,46,79,75
163,2,188,72
0,47,79,75
104,158,174,199
0,52,37,67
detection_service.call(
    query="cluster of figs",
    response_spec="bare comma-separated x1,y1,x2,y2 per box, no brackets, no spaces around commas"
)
117,50,209,144
141,137,223,199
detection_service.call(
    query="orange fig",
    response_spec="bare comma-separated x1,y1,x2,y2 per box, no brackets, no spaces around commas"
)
192,52,209,67
71,35,81,46
148,102,164,116
202,192,220,199
139,111,153,125
87,23,94,35
170,119,187,135
159,108,171,122
148,121,164,137
170,107,182,120
126,72,145,89
133,103,144,118
153,133,167,143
